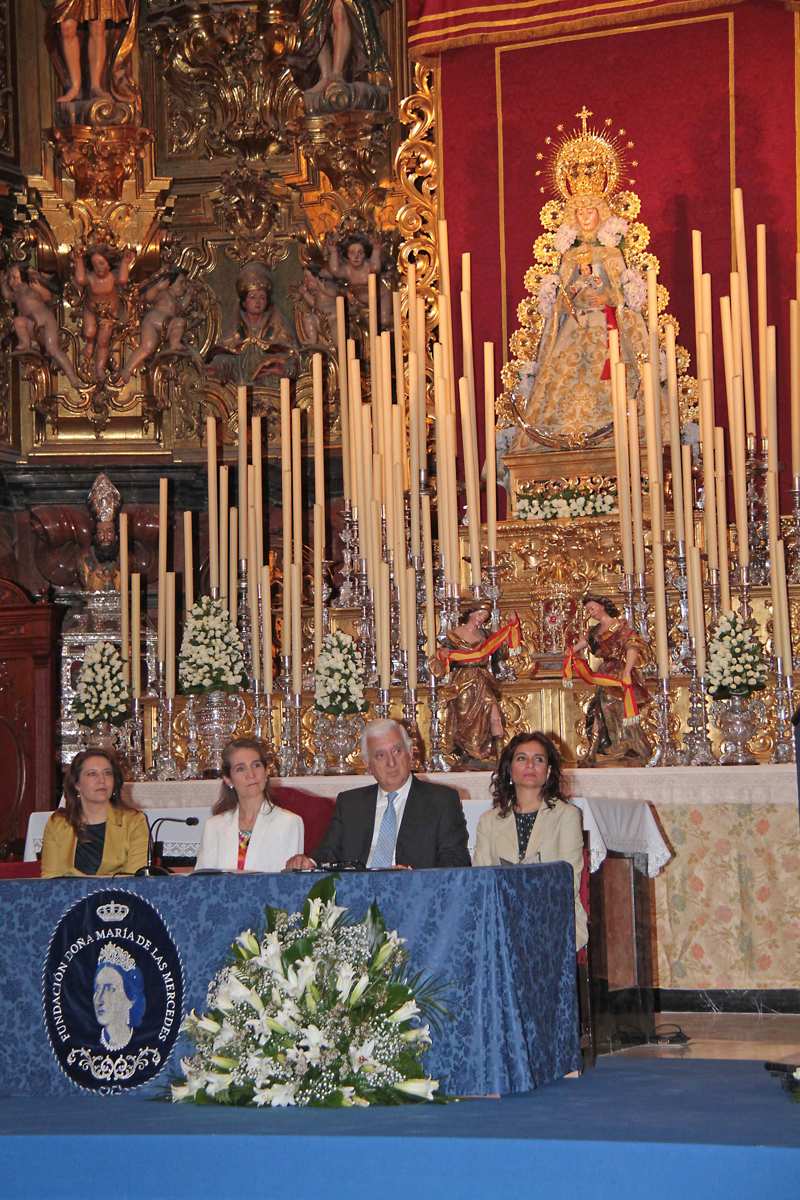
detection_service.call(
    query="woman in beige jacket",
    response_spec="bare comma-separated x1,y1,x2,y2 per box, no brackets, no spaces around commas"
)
473,731,588,950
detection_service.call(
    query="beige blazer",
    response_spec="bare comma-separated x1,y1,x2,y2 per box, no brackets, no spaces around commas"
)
473,800,588,950
41,807,149,878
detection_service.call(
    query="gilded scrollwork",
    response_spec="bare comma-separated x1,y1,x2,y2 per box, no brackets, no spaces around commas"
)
0,0,14,160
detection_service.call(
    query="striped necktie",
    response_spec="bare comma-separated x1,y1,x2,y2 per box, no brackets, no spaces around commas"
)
370,791,399,868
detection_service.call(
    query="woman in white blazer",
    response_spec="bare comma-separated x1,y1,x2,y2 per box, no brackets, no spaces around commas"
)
195,737,303,872
473,731,588,950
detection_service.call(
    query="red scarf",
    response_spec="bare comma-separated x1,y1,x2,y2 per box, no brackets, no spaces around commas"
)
562,646,639,724
437,613,522,672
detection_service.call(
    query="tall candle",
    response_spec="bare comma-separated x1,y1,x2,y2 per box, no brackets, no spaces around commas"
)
248,505,260,683
219,465,229,607
612,366,634,575
313,502,323,664
392,292,409,491
157,477,168,664
756,223,768,439
681,443,695,550
664,324,685,544
260,565,273,693
699,377,719,572
625,386,645,575
119,512,129,684
281,546,291,659
459,376,482,587
291,561,302,695
733,190,757,439
228,507,238,625
130,573,141,699
731,376,750,568
252,415,263,570
691,230,704,346
766,324,778,475
406,565,418,688
312,353,325,558
775,540,793,669
792,300,800,476
368,273,378,372
183,510,194,613
422,492,436,654
237,386,248,562
336,296,351,502
165,572,176,699
483,343,498,554
651,540,670,679
291,407,302,577
642,368,663,546
408,351,421,559
206,416,219,592
713,427,731,612
377,561,391,688
688,545,706,675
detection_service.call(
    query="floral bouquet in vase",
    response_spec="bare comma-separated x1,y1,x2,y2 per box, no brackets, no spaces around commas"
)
706,611,767,699
178,595,248,695
172,876,446,1108
73,641,130,735
313,631,367,772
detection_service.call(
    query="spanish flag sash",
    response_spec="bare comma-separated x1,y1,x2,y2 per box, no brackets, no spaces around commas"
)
438,613,522,671
562,647,640,725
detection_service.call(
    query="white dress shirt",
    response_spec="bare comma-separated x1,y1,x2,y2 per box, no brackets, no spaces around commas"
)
366,775,413,867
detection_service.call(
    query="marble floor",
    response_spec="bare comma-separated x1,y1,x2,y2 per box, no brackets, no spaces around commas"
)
615,1012,800,1063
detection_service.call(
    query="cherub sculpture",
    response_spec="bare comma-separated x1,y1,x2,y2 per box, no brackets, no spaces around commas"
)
1,264,80,389
326,232,391,328
295,264,340,346
118,269,191,385
72,243,134,381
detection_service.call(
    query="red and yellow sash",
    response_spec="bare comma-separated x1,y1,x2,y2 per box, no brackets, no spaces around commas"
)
562,647,639,724
438,613,522,671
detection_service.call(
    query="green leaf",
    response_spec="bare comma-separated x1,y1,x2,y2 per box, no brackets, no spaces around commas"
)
265,905,288,933
303,874,339,908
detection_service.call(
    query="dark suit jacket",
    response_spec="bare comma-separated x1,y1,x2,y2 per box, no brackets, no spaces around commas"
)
312,775,471,869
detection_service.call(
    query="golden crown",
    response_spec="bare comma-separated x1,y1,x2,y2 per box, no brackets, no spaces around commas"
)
98,941,137,972
535,106,636,202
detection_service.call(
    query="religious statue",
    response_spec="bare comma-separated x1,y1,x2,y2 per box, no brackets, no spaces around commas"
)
46,0,139,106
433,606,522,767
1,264,81,390
118,270,192,385
295,265,340,347
30,473,123,591
564,594,652,766
504,108,668,452
207,262,299,385
326,231,392,329
72,243,134,381
291,0,393,110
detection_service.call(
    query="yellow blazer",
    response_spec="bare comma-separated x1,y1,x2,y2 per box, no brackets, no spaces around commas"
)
473,800,588,950
41,807,149,878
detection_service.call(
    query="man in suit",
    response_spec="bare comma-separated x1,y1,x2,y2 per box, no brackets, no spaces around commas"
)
285,719,471,869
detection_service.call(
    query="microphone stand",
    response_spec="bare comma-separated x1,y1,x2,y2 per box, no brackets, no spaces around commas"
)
136,815,200,876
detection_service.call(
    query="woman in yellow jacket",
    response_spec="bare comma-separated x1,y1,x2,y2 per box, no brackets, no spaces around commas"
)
473,731,588,950
41,747,148,877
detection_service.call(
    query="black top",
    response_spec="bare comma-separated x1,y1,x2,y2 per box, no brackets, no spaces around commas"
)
74,821,106,875
514,809,537,862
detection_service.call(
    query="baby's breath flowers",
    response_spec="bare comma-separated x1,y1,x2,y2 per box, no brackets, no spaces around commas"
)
73,641,129,726
178,596,248,694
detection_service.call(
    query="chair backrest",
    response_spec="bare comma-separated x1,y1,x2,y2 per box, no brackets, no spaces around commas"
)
271,785,335,855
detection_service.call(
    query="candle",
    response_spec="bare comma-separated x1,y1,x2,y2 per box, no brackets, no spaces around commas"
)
438,218,451,297
281,544,291,659
228,507,238,625
368,273,378,369
252,415,263,570
157,477,168,665
130,573,141,699
291,561,302,695
312,353,325,559
392,292,409,491
260,565,273,693
642,368,663,546
237,386,248,562
766,324,778,474
248,504,260,683
691,230,703,346
713,427,731,612
313,502,323,664
219,465,229,607
206,416,219,593
119,512,129,684
756,223,768,439
681,443,695,550
733,190,757,439
377,561,391,689
731,376,750,568
625,385,645,575
422,492,436,654
336,296,351,502
416,295,426,458
612,364,634,575
291,406,302,578
459,376,482,588
688,545,706,675
165,572,176,699
651,540,670,679
408,351,421,559
664,324,685,544
775,540,793,669
647,267,658,338
699,376,719,571
183,510,194,613
483,343,498,554
406,565,418,688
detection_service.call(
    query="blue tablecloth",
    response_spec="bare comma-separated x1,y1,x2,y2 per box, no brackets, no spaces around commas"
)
0,865,580,1097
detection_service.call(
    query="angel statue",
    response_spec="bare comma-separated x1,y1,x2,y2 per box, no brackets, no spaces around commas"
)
326,231,392,329
72,243,134,381
45,0,140,107
1,264,80,390
118,269,192,385
507,108,659,452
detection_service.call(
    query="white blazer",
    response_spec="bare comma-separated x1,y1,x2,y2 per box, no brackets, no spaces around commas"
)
194,802,304,873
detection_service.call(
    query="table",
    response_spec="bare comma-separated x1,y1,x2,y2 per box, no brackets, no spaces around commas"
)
0,867,580,1097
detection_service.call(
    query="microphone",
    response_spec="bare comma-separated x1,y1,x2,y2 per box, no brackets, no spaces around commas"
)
136,816,200,876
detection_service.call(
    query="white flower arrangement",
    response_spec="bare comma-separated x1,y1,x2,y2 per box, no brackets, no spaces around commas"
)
178,595,248,694
73,640,130,726
553,222,579,254
516,481,617,521
172,877,444,1108
621,266,647,312
314,631,367,716
706,611,768,698
537,273,560,318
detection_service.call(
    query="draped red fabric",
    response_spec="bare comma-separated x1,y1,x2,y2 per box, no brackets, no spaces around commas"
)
436,2,798,502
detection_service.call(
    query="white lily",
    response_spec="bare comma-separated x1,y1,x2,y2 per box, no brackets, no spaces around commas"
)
388,999,419,1024
393,1077,439,1101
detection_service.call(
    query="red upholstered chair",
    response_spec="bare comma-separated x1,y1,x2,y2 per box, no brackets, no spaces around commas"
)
0,861,41,879
270,785,335,857
576,840,595,1069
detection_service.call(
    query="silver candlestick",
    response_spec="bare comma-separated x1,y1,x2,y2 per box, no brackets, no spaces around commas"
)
669,542,692,669
129,697,145,781
425,674,449,772
738,563,752,623
633,570,649,641
238,558,252,675
684,661,717,766
648,677,689,767
772,662,795,764
621,571,635,628
337,501,360,607
181,694,201,779
278,692,302,777
402,685,424,769
375,687,391,721
144,662,165,778
155,696,178,780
